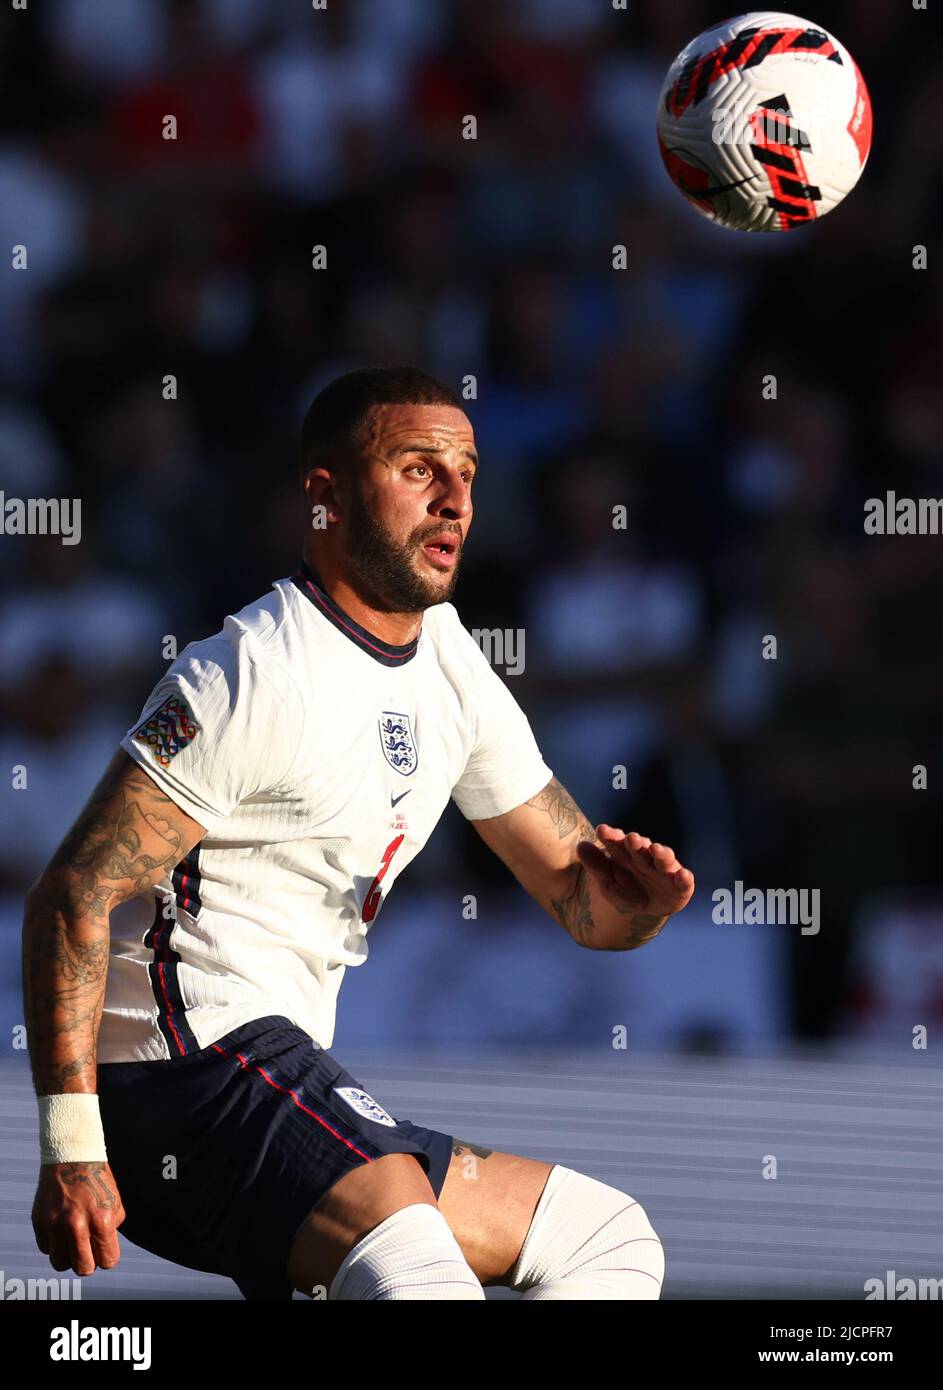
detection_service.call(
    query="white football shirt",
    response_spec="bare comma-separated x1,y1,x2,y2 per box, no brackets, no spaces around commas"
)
99,563,554,1062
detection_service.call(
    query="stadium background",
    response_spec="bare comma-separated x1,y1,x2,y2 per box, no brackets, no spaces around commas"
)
1,0,941,1299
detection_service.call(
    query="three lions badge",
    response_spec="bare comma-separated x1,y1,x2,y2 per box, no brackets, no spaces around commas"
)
378,711,417,776
333,1086,398,1127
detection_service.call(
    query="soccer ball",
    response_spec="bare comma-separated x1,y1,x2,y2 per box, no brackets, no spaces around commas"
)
656,11,872,232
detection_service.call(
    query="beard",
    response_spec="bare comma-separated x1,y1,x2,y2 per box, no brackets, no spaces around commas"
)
343,482,461,614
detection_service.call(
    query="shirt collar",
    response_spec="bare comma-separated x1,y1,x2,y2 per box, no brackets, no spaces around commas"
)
289,561,421,666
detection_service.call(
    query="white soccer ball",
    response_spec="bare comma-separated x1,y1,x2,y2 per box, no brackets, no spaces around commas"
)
656,11,872,232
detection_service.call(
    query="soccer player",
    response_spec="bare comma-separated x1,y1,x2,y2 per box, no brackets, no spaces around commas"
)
23,367,695,1301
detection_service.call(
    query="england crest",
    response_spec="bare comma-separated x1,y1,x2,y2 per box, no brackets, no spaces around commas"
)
333,1086,397,1127
378,710,417,776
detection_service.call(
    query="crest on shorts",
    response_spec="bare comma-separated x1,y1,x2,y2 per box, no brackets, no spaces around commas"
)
334,1086,397,1128
378,711,417,776
132,695,200,767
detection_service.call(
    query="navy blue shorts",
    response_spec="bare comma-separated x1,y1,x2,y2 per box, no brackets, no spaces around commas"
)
96,1015,454,1300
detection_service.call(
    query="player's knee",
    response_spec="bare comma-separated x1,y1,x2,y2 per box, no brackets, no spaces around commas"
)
508,1165,665,1300
328,1203,486,1301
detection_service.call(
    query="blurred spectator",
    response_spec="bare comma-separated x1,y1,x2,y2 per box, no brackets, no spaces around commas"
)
0,653,124,892
0,534,169,700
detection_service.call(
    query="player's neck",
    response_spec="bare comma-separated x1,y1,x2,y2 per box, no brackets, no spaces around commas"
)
299,558,423,648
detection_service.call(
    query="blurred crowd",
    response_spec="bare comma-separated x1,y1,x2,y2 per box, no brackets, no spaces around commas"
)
1,0,942,1049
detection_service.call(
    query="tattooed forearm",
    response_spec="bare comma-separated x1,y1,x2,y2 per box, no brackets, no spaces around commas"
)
22,750,205,1095
620,913,668,950
523,777,590,842
524,778,671,951
549,862,596,945
525,778,605,944
22,903,111,1093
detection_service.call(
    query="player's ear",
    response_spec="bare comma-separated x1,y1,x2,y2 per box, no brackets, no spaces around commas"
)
303,467,340,521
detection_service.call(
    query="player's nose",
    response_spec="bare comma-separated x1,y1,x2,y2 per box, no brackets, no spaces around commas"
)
434,473,472,521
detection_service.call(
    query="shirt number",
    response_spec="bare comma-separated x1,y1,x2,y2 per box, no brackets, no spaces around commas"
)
362,835,404,923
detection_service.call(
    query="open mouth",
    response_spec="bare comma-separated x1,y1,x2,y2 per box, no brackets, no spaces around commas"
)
421,537,459,568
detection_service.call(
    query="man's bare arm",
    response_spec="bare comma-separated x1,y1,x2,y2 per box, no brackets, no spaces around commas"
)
22,749,206,1095
470,776,694,950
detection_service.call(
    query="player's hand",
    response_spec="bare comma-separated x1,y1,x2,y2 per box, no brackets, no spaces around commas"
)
576,827,695,928
31,1162,125,1276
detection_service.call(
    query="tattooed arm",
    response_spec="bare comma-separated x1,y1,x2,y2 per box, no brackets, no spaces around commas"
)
23,748,206,1095
470,776,694,951
23,748,206,1275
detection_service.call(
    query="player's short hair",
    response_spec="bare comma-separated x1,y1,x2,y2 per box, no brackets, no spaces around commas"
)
299,366,464,487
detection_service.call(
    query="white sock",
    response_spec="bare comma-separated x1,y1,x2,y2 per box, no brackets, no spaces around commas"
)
328,1202,486,1301
508,1165,665,1300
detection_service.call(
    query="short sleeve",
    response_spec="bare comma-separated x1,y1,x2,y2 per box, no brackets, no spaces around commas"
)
120,634,304,834
450,652,553,821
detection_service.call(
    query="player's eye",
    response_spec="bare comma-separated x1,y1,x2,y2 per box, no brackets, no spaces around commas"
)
403,460,475,485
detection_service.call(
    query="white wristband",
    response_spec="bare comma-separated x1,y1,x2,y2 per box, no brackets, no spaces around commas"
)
38,1094,108,1165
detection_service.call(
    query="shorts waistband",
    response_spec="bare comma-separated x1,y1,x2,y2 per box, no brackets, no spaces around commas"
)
207,1015,311,1058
